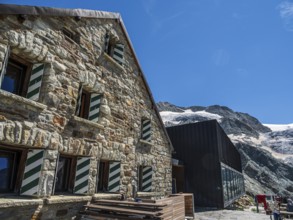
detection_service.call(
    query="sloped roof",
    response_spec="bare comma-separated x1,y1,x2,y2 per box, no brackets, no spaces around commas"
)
0,4,173,150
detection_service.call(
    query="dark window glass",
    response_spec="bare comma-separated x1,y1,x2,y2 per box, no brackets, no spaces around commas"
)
62,29,73,39
62,28,80,44
55,156,71,192
77,90,90,119
138,166,143,191
1,59,27,95
0,150,19,193
97,161,109,192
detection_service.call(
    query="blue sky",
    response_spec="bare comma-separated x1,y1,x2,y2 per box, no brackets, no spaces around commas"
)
2,0,293,124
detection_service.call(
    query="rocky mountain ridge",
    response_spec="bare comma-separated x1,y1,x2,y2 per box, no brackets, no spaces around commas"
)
158,101,293,196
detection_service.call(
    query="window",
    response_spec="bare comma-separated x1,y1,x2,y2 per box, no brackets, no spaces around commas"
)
138,166,153,192
75,86,102,123
141,119,151,142
97,161,121,193
1,59,27,95
104,33,125,65
0,149,20,193
76,89,91,119
62,28,80,44
0,51,45,102
1,57,31,97
55,156,73,193
221,163,244,205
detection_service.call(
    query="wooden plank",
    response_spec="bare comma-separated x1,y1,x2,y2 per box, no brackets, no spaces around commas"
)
155,195,185,220
175,193,195,218
93,199,167,207
280,210,293,215
86,204,163,216
82,211,145,220
81,194,194,220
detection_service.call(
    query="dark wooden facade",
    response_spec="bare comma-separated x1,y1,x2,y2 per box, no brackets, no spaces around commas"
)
167,120,244,208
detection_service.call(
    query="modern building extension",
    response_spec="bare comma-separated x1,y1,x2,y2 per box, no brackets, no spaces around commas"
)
0,4,172,219
167,120,245,208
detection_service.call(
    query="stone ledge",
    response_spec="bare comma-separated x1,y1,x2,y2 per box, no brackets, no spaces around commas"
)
103,52,126,72
0,196,43,208
44,195,92,204
139,139,154,146
92,193,121,201
0,90,47,110
72,115,104,129
137,192,163,198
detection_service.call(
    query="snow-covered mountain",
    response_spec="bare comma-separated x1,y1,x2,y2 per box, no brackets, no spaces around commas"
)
158,102,293,196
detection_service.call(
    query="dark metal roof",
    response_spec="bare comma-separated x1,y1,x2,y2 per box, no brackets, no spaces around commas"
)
0,4,173,150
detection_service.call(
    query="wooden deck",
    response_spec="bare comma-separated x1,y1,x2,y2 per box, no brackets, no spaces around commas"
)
79,194,195,220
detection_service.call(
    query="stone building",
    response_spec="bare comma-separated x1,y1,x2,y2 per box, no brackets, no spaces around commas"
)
0,4,172,219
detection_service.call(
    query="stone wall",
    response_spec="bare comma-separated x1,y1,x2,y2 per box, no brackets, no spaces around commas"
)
0,10,172,219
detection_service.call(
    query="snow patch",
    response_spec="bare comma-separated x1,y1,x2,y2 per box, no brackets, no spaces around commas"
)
160,109,222,124
263,123,293,131
229,133,293,161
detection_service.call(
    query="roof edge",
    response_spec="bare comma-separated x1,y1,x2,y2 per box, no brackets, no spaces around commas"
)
0,4,120,19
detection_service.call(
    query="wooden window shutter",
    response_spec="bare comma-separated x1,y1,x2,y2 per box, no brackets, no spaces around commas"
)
75,84,83,116
0,46,10,86
20,149,44,196
142,119,151,142
73,157,91,194
26,63,45,101
141,166,153,192
112,43,125,65
108,161,120,192
88,93,102,123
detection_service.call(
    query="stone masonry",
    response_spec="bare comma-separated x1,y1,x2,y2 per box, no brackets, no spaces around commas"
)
0,5,172,220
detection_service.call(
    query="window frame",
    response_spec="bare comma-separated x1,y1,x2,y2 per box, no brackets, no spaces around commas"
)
76,89,91,119
97,160,110,192
54,155,76,194
97,160,121,193
104,33,125,66
62,28,80,45
0,54,32,97
75,88,103,123
0,146,27,194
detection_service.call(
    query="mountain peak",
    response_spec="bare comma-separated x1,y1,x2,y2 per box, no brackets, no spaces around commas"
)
157,101,185,112
158,102,271,134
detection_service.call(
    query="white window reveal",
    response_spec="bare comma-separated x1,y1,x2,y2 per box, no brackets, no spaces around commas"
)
141,119,151,142
112,43,125,65
73,157,91,194
108,161,121,192
20,149,45,196
26,63,45,101
139,166,153,192
88,93,102,123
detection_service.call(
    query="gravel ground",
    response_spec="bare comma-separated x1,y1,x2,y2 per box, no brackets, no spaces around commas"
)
194,209,272,220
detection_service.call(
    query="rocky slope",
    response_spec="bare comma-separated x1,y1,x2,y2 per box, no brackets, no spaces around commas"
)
158,101,293,196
